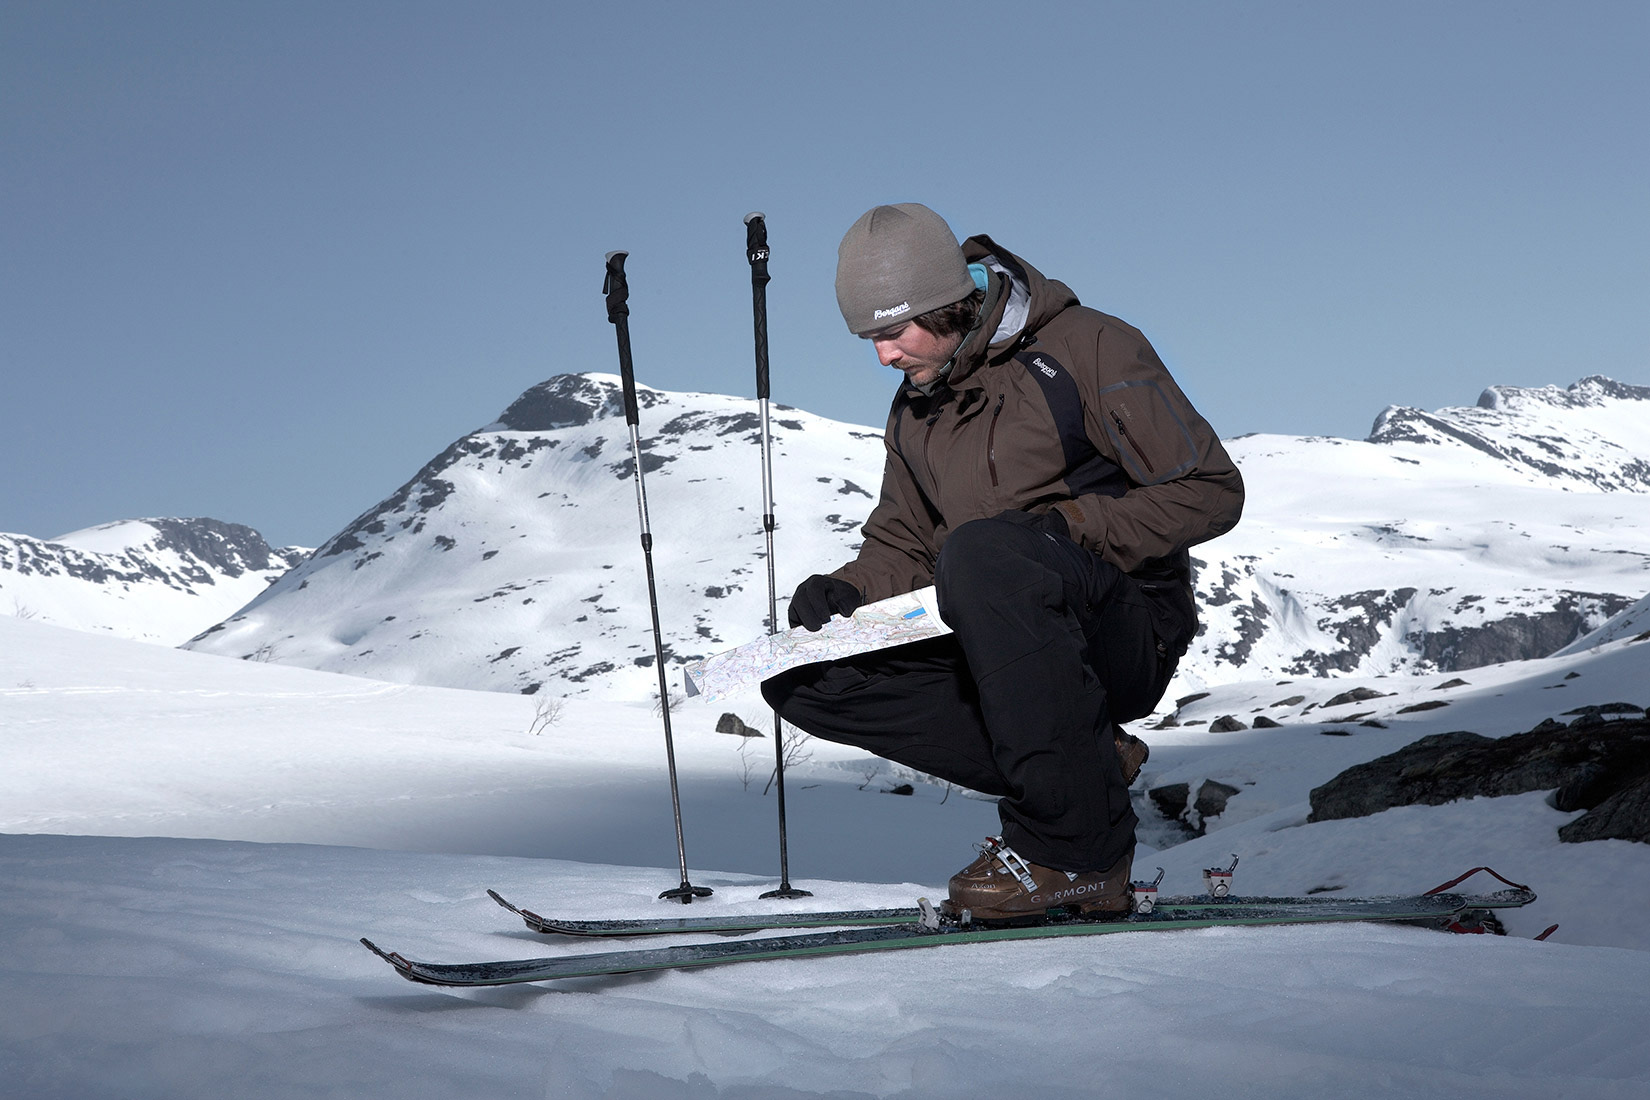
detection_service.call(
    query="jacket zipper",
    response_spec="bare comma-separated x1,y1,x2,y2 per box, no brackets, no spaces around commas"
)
1110,410,1156,474
987,394,1005,486
923,414,940,480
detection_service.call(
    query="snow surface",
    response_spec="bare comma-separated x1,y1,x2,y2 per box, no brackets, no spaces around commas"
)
4,612,1650,1097
7,833,1649,1100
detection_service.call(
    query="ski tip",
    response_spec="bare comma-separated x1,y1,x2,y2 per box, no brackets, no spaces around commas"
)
604,250,628,264
484,889,552,931
744,211,765,225
359,938,402,967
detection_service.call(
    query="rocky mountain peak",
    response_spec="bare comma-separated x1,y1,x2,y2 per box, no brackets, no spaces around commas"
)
1365,374,1650,493
484,373,662,433
1476,375,1650,413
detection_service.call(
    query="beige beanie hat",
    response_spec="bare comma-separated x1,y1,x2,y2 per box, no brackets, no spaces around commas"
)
834,203,975,335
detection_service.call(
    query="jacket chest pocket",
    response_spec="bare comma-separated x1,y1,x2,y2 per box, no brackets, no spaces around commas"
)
1098,379,1200,486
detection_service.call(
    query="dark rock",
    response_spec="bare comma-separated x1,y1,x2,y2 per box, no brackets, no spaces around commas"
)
1434,678,1470,690
1253,715,1283,729
1273,695,1306,707
1396,700,1450,714
1149,783,1189,820
1148,780,1241,834
1325,687,1390,707
1404,593,1633,671
884,783,915,796
1209,715,1248,732
1175,692,1211,708
1559,775,1650,843
1308,719,1650,844
1193,780,1241,819
1553,762,1616,813
715,713,763,738
494,374,611,431
1563,703,1645,718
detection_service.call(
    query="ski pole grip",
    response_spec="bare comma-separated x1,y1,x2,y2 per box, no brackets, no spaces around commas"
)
603,251,640,426
603,250,630,323
744,212,770,270
744,213,771,400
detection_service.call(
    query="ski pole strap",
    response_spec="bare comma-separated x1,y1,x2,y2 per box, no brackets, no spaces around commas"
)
1423,866,1533,895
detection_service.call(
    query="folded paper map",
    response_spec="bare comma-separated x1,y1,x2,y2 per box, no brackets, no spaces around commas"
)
683,587,951,702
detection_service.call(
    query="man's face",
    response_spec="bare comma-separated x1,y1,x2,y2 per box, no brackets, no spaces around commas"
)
865,322,965,388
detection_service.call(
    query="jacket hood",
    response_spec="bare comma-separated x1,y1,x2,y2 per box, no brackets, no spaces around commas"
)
938,236,1080,389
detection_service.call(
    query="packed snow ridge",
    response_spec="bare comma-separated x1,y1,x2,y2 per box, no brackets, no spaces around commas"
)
173,372,1650,701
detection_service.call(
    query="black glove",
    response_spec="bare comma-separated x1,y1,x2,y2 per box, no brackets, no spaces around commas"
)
990,506,1069,540
787,574,864,631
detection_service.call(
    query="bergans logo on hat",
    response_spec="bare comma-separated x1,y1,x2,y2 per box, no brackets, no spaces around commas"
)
872,301,912,321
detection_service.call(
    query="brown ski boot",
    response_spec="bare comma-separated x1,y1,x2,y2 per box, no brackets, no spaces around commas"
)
1114,725,1149,786
941,837,1133,923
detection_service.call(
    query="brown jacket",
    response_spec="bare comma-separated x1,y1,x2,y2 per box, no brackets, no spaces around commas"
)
832,236,1244,639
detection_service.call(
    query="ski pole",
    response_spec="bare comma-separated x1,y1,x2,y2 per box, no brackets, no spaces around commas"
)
603,250,712,904
744,212,812,900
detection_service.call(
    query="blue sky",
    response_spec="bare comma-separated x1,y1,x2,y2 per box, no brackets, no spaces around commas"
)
4,1,1645,548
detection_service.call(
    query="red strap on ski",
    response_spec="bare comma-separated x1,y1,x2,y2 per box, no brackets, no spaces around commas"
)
1423,866,1532,895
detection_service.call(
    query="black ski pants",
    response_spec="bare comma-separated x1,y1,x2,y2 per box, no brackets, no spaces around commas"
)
762,514,1176,874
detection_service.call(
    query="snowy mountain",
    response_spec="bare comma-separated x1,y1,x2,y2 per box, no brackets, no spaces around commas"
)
186,373,882,698
0,518,307,645
1180,375,1650,691
184,373,1650,702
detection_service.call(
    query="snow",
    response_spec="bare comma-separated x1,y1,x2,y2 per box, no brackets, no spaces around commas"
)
7,833,1650,1100
4,612,1650,1097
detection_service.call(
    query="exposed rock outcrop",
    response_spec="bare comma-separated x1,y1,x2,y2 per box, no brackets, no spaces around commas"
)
1308,714,1650,843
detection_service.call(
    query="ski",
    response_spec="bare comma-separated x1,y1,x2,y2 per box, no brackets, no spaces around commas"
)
364,888,1535,987
487,889,918,936
486,883,1531,938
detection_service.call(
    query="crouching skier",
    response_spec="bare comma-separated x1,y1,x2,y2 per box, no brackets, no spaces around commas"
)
762,203,1244,921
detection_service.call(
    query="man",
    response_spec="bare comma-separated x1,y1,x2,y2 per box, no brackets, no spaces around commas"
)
762,203,1243,921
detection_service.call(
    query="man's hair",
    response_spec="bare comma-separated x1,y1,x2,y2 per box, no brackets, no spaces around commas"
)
911,288,985,339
